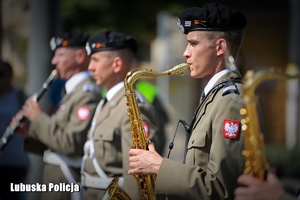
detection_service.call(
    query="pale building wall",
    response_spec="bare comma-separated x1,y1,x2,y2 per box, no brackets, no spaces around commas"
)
2,0,29,89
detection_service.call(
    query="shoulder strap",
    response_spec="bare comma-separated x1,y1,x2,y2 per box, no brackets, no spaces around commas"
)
188,78,242,132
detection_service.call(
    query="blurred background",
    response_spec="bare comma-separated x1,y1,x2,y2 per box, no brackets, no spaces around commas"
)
1,0,300,199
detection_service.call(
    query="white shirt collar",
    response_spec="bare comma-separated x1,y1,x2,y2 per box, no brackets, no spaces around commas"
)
106,82,124,101
203,69,231,96
65,71,90,94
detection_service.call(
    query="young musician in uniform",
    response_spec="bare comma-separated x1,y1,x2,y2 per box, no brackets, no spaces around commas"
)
81,30,159,200
14,31,103,200
128,2,253,199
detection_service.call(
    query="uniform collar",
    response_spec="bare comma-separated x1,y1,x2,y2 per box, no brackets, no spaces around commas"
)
203,69,231,96
65,71,90,94
106,82,124,101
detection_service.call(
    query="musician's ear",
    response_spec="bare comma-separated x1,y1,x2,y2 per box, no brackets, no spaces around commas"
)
216,39,227,56
112,56,123,73
75,49,86,64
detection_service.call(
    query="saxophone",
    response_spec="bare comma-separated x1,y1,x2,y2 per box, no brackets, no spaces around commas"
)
124,63,189,200
101,63,188,200
240,69,300,180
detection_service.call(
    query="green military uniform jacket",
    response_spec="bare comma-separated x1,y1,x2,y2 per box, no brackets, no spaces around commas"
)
24,75,102,191
82,86,159,200
25,76,101,156
155,72,246,200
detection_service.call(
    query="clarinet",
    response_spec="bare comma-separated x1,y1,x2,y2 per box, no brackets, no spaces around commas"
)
0,69,59,152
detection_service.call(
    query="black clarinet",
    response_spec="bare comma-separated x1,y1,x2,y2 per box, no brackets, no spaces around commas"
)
0,69,59,152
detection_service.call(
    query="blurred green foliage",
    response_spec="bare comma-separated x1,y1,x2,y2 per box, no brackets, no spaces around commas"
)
59,0,200,60
60,0,197,43
60,0,286,43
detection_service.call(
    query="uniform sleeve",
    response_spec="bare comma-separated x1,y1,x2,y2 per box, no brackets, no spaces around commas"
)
28,92,100,157
155,92,245,200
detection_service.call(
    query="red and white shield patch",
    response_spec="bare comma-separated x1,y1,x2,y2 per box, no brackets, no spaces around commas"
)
77,106,90,121
143,121,150,137
222,119,240,139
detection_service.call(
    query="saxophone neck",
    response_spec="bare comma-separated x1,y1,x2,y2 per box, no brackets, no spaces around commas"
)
243,69,300,95
124,67,152,91
124,63,190,90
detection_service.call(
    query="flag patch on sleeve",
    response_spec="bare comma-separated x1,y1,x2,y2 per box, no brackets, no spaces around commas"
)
77,106,90,121
222,119,240,139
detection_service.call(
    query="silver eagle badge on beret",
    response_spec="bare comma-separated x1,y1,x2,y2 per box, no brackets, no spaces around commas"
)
50,37,57,51
177,18,185,33
85,42,91,56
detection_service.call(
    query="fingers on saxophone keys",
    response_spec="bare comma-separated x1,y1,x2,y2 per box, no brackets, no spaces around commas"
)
128,157,138,175
128,168,136,175
128,165,141,175
128,148,139,157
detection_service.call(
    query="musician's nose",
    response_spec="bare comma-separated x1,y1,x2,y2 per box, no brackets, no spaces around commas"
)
51,55,58,65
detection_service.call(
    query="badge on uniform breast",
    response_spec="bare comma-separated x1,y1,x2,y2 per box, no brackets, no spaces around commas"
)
77,106,90,121
223,119,240,139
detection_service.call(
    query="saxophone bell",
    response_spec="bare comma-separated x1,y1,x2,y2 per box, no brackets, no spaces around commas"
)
102,177,131,200
241,68,300,180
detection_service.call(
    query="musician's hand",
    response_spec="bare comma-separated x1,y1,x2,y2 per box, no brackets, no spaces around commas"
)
128,143,163,175
22,98,42,121
11,112,30,138
234,173,285,200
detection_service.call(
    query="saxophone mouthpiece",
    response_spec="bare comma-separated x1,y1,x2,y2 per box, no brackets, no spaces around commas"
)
168,63,189,75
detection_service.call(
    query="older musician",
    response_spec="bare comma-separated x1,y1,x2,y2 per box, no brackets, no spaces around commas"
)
14,31,103,200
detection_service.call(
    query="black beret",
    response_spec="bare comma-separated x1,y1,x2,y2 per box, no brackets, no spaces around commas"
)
50,31,90,51
177,2,247,34
85,30,138,56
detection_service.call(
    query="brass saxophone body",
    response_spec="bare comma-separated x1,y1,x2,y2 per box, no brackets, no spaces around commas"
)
102,177,131,200
124,63,189,200
240,69,300,180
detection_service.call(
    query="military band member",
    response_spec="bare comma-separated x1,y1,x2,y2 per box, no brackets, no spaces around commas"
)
15,31,102,200
128,2,252,200
81,30,159,200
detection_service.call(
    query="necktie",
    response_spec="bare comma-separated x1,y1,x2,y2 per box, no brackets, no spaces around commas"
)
101,97,108,107
61,87,67,97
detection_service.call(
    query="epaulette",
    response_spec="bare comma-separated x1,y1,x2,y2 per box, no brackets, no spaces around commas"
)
222,81,240,96
82,82,95,93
